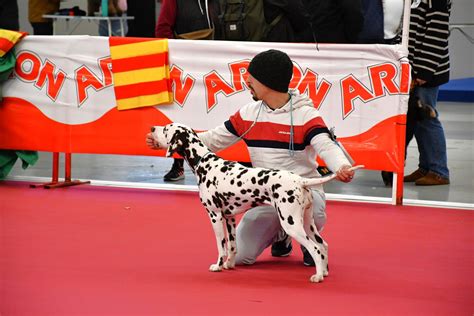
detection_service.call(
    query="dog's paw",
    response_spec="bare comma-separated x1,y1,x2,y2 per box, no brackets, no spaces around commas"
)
209,264,222,272
310,274,324,283
223,260,235,270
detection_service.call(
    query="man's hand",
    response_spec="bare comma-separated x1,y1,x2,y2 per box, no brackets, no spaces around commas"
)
336,165,355,183
415,78,427,86
146,132,160,150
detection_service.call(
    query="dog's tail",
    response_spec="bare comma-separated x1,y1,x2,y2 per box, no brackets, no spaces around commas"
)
301,165,364,188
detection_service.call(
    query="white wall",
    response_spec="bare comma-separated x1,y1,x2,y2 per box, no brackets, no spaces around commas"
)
449,0,474,79
17,0,474,79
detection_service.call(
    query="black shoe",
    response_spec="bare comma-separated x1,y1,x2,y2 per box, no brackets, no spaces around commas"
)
271,233,292,257
163,160,185,181
301,247,315,267
381,171,393,186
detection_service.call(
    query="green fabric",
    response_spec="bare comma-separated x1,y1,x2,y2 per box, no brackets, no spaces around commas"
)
0,50,15,79
0,49,16,100
0,150,39,180
0,48,39,178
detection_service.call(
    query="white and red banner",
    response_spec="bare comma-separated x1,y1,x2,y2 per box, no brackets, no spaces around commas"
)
0,36,410,172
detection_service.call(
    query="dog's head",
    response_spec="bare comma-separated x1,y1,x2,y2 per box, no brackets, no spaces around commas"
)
151,123,204,161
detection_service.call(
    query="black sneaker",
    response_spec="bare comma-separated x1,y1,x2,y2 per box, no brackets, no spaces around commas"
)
271,232,292,257
163,159,185,181
381,171,393,187
301,247,315,267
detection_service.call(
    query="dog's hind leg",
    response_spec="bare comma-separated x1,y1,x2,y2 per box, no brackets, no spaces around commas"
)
207,209,227,272
280,207,326,283
223,216,237,269
303,204,328,277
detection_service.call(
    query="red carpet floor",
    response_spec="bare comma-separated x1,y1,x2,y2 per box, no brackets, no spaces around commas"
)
1,181,473,316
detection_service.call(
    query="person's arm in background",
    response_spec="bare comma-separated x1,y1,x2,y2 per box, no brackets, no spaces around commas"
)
265,0,310,34
155,0,177,38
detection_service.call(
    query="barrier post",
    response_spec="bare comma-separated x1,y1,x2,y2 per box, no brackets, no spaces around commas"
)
30,152,90,189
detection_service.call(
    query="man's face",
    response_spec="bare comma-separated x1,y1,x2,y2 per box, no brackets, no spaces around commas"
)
246,74,267,101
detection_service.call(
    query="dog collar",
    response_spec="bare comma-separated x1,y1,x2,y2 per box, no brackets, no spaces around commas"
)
193,151,213,169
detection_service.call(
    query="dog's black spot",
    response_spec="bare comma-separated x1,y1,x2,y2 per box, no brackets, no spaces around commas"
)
251,177,256,184
314,235,323,244
288,196,295,203
272,183,282,190
287,215,294,225
257,175,270,185
237,169,248,178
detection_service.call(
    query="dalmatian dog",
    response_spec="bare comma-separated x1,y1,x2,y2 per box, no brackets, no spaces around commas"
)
151,123,362,283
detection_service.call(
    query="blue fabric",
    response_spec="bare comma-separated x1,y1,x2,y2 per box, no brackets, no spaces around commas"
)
407,86,450,178
357,0,384,43
98,18,128,36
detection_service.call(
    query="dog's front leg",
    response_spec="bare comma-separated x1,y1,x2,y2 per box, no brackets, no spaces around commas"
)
207,210,227,272
223,216,237,269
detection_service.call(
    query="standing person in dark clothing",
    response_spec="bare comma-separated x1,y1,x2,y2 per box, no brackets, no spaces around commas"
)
381,0,451,187
126,0,156,37
0,0,19,31
28,0,60,35
262,0,310,42
404,0,451,186
218,0,309,42
156,0,222,181
298,0,363,43
156,0,220,40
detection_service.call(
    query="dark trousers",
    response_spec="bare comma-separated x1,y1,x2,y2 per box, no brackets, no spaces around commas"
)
31,22,54,35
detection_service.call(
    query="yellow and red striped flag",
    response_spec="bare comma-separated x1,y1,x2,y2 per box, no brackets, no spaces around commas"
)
0,29,27,58
109,37,173,110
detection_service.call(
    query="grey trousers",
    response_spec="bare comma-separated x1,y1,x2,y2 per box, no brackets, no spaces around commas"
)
235,190,326,265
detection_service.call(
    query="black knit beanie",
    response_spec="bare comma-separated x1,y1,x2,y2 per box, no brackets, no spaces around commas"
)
247,49,293,93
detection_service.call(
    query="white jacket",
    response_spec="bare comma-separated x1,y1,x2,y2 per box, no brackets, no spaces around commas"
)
199,90,351,191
